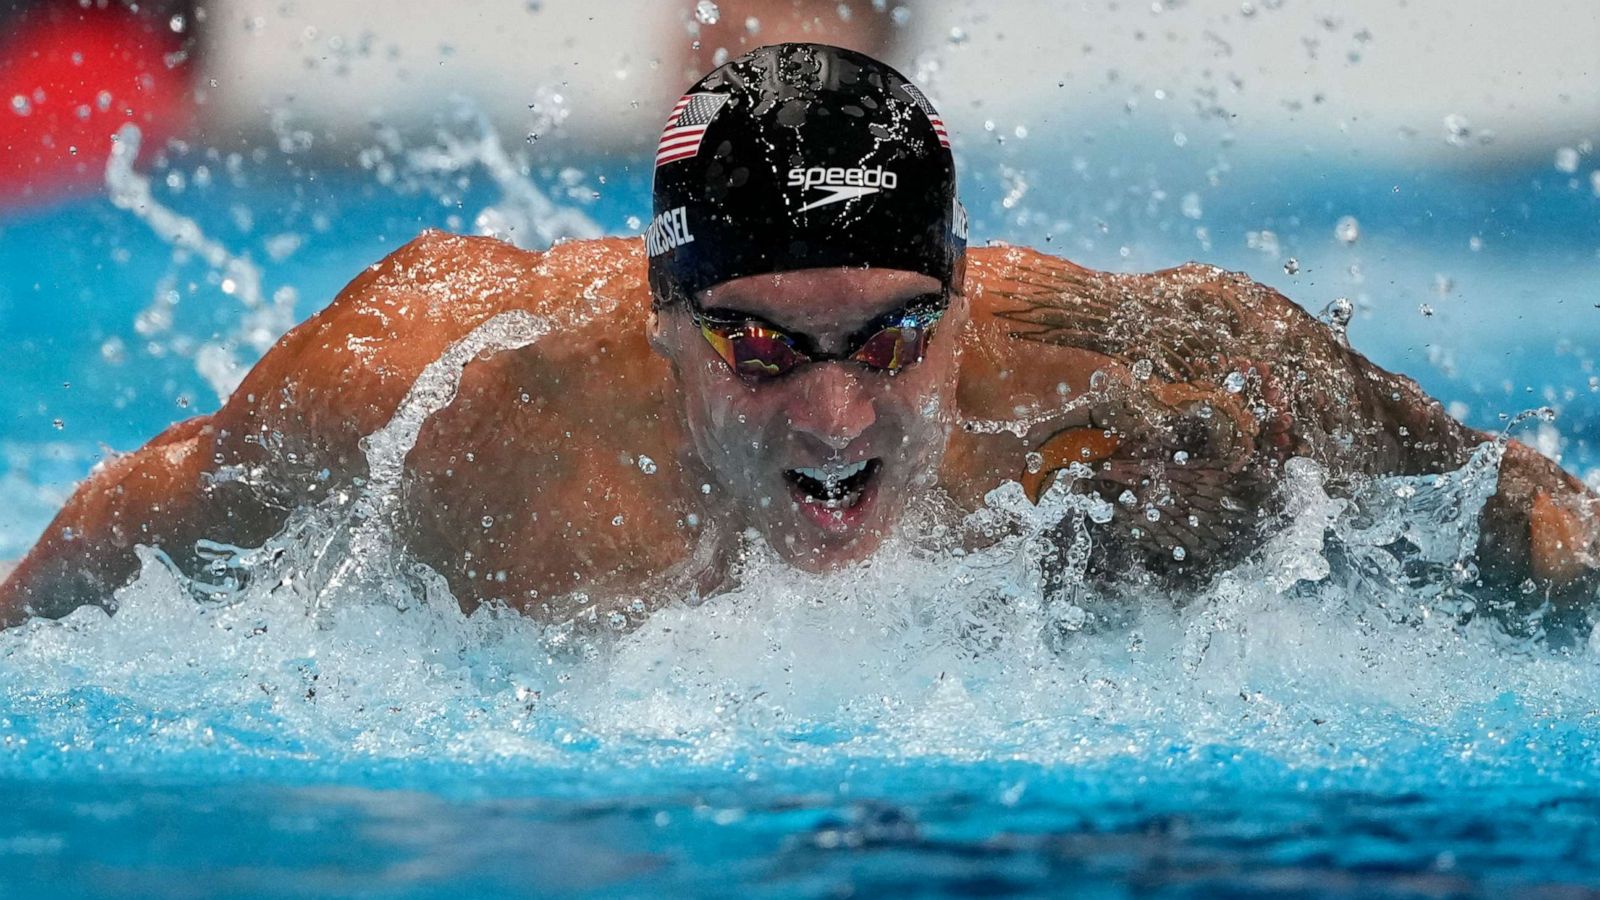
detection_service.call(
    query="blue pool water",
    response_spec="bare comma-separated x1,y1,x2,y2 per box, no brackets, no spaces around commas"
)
0,106,1598,898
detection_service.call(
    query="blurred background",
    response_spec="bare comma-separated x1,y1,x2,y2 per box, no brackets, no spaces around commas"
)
0,0,1597,556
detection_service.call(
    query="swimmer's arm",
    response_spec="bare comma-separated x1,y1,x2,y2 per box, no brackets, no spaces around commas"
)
0,417,236,623
1192,265,1600,600
0,286,382,623
1478,440,1599,595
1205,267,1600,601
970,247,1599,598
1335,348,1599,600
0,231,549,624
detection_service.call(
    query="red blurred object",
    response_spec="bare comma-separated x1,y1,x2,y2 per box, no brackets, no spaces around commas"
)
0,2,193,208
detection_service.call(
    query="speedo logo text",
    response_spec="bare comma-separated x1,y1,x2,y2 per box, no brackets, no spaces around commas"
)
787,165,899,212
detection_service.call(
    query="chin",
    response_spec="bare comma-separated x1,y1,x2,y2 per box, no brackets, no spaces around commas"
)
773,529,888,573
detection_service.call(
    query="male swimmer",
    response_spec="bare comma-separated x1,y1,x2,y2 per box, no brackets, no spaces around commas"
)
1,43,1596,626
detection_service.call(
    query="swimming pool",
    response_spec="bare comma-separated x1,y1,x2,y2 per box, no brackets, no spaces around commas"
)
3,15,1600,899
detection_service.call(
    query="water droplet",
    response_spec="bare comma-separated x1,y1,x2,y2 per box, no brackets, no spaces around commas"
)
10,95,30,116
1418,304,1434,317
1144,507,1161,522
1334,215,1360,244
1180,192,1203,219
1555,147,1580,174
1172,546,1187,561
1443,113,1472,146
1118,490,1138,509
948,26,968,44
1468,235,1483,252
1246,229,1280,258
1283,257,1300,275
1024,451,1043,474
638,455,658,475
51,418,64,430
481,516,494,528
694,0,720,25
1223,371,1247,393
1320,297,1354,345
169,13,187,32
100,337,127,365
1131,359,1153,381
1173,450,1189,465
612,515,625,526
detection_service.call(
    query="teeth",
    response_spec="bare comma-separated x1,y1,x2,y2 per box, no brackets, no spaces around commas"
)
793,459,869,485
820,491,862,510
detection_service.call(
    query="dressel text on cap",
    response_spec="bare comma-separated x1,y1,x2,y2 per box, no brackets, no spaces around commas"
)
646,206,696,257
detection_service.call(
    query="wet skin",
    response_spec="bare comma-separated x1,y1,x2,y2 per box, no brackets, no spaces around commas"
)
1,231,1596,624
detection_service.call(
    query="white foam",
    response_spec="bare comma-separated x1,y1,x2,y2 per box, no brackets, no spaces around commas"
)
2,414,1594,778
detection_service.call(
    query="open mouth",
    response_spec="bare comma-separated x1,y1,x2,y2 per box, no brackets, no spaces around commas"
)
784,458,882,511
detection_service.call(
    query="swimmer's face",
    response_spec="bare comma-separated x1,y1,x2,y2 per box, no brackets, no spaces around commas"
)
650,267,966,571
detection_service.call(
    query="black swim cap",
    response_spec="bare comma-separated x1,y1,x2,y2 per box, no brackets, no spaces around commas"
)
647,43,966,307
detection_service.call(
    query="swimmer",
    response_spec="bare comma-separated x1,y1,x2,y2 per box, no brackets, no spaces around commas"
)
2,43,1596,626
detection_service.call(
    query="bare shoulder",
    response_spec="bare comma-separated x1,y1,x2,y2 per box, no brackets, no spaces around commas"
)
213,233,647,479
964,246,1314,382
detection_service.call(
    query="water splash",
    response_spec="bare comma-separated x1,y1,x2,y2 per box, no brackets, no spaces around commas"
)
403,103,602,249
315,310,559,612
106,124,298,402
2,406,1592,783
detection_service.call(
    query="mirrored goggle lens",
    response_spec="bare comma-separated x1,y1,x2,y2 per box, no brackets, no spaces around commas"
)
849,323,932,372
704,324,809,379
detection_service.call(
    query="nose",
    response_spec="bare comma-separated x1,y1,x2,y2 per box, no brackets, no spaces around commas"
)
784,363,876,450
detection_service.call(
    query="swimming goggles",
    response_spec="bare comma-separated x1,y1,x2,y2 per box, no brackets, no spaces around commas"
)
690,293,947,382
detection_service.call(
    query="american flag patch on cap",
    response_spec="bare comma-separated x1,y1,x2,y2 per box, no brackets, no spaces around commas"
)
900,83,949,149
656,93,729,167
